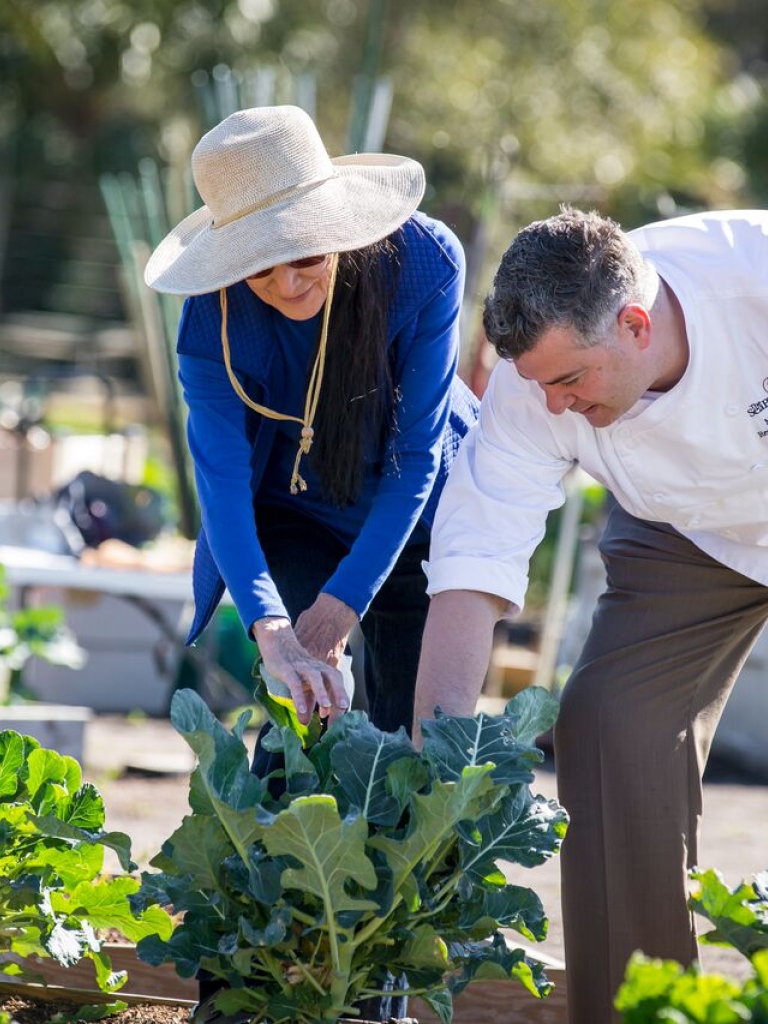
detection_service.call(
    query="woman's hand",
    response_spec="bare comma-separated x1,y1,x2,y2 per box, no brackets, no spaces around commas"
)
294,593,359,667
251,615,350,725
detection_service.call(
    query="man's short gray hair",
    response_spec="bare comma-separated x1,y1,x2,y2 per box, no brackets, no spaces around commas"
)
483,206,651,360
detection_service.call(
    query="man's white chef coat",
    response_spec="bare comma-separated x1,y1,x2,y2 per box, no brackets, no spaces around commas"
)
425,209,768,612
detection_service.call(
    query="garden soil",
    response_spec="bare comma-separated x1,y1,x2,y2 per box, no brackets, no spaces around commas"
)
0,995,189,1023
2,711,765,1023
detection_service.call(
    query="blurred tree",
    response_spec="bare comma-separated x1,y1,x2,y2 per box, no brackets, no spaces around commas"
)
0,0,764,334
1,0,760,202
386,1,757,251
2,0,764,542
699,0,768,64
697,0,768,207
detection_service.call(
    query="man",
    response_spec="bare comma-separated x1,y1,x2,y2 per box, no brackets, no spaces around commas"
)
414,206,768,1023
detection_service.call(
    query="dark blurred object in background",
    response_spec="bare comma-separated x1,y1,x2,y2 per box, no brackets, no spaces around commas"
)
54,470,165,549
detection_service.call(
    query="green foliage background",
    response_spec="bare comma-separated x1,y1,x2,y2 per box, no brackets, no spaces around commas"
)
1,0,766,546
2,0,767,321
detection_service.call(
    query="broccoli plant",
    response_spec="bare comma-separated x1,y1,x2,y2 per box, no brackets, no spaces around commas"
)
134,684,568,1024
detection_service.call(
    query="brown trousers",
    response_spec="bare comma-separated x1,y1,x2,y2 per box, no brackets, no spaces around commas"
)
553,503,768,1024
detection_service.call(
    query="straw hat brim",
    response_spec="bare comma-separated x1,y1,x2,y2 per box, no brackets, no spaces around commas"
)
144,153,425,296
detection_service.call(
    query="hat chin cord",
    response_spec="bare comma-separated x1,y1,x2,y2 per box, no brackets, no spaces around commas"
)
219,252,339,495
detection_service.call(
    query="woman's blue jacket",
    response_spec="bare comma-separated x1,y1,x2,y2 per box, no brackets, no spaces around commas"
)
175,212,479,643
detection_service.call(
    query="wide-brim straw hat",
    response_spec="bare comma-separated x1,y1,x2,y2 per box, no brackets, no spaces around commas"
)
144,105,426,296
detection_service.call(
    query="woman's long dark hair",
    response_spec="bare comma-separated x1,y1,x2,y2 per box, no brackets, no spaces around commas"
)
311,233,401,506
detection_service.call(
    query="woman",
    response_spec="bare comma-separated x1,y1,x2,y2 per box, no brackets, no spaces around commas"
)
145,104,477,1024
145,104,477,740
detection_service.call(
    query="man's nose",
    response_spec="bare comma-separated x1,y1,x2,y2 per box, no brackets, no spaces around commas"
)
543,385,575,415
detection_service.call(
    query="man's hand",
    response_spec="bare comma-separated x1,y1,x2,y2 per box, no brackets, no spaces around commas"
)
413,589,507,748
251,615,350,725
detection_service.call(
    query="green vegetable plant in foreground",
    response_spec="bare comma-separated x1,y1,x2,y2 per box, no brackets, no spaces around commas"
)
133,684,569,1024
615,868,768,1022
0,729,173,996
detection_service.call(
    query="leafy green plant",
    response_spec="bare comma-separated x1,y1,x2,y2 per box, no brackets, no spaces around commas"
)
616,950,768,1022
615,869,768,1022
0,728,173,995
618,950,768,1024
133,684,568,1024
0,564,86,703
691,868,768,961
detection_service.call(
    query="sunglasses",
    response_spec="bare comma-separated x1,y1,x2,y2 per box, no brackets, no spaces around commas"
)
249,254,328,280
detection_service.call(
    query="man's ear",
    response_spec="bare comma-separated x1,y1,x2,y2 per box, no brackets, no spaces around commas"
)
617,303,651,350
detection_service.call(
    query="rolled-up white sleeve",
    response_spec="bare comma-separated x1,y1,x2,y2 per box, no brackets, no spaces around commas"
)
424,360,574,614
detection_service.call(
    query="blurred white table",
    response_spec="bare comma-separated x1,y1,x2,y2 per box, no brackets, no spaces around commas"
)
0,543,195,602
0,544,238,714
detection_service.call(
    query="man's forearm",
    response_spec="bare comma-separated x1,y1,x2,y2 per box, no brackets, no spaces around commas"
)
413,589,506,745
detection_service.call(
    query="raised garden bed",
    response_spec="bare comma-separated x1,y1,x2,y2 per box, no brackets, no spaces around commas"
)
1,981,568,1024
1,943,192,1022
1,942,567,1024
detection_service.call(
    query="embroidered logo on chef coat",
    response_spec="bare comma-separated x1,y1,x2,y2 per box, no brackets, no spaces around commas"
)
748,386,768,438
